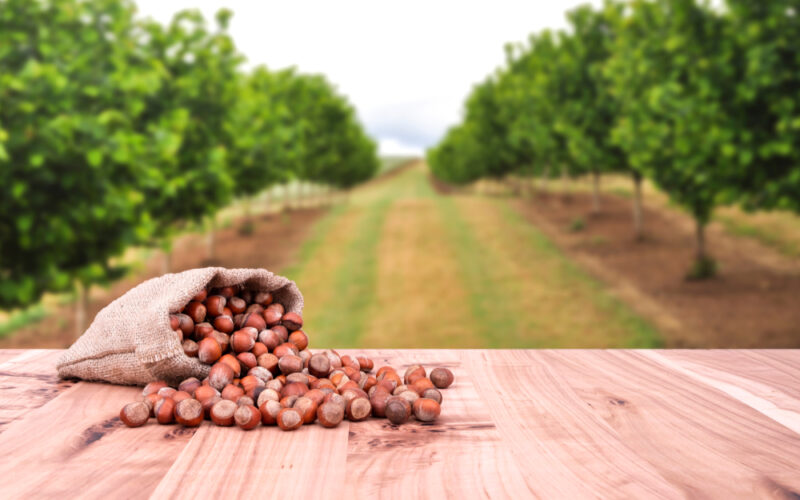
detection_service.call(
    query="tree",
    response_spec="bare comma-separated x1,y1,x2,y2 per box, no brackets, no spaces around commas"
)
606,0,734,277
0,0,164,308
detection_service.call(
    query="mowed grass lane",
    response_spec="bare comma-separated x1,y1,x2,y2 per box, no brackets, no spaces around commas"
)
281,161,662,348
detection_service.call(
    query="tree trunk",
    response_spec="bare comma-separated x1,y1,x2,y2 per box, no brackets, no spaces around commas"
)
695,219,706,262
75,281,89,337
632,173,643,240
591,171,601,213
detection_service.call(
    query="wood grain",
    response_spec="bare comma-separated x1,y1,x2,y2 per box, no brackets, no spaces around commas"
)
0,350,76,432
0,349,798,500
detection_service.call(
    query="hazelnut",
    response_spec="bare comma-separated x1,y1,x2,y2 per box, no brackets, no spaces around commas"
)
281,312,303,331
254,291,273,306
308,353,331,378
193,289,208,303
286,372,309,386
184,301,207,323
194,385,219,403
412,398,441,422
169,314,180,331
248,366,273,384
228,296,246,314
208,362,234,391
234,405,261,430
240,312,265,332
398,390,419,406
422,388,442,404
385,396,412,425
288,330,308,350
280,395,299,408
217,286,236,299
201,395,221,419
272,325,289,342
177,377,202,396
260,399,282,425
258,329,281,350
182,339,199,358
155,397,176,424
411,377,435,396
205,295,227,317
231,331,255,353
369,389,391,417
197,337,222,364
294,396,318,424
317,402,344,428
362,375,378,392
120,402,150,427
277,408,303,431
237,396,255,407
356,356,374,372
257,353,279,374
210,399,237,426
280,382,308,399
430,368,454,389
194,322,214,338
278,355,303,374
176,313,194,336
221,384,245,402
263,305,284,327
346,397,371,422
157,387,177,399
273,342,299,358
219,353,242,377
236,351,258,371
257,388,281,408
174,398,203,427
251,342,268,357
213,315,235,334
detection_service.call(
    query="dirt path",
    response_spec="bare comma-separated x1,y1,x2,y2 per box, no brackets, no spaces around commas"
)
289,161,661,348
512,192,800,347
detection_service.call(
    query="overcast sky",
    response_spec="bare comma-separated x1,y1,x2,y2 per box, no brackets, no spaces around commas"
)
135,1,601,155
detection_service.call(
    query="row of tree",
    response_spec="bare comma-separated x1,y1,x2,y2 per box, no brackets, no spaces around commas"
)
0,0,378,309
428,0,799,277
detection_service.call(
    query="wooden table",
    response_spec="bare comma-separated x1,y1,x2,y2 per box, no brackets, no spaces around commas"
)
0,349,799,499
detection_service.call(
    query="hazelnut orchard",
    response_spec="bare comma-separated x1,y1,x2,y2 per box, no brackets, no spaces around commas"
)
120,285,454,430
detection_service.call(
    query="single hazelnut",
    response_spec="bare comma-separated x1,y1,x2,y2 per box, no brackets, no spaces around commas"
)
242,312,267,332
176,313,194,336
219,353,242,377
193,289,208,303
411,377,435,395
430,368,454,389
237,396,255,407
197,337,222,364
236,352,257,371
398,390,419,406
234,405,261,430
155,397,176,424
281,312,303,331
385,396,412,425
317,402,344,428
356,356,374,372
263,305,284,327
258,329,281,350
288,330,308,351
194,322,214,338
286,372,309,386
221,384,245,402
260,399,282,425
257,388,281,408
120,402,150,427
254,291,273,306
210,399,237,426
308,353,331,378
194,385,219,403
231,331,255,353
271,325,289,342
251,342,268,357
248,366,273,384
346,397,371,422
182,339,199,358
279,355,303,374
412,398,441,422
273,342,299,358
213,315,235,334
370,388,391,417
205,295,227,317
174,398,203,427
228,296,246,314
293,396,318,424
280,382,308,399
184,301,207,324
277,408,303,431
208,362,234,391
157,387,177,398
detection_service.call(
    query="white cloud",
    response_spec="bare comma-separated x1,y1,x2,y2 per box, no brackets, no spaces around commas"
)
134,0,601,152
378,137,424,157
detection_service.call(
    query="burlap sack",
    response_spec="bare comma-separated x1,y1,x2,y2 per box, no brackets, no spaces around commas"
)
56,267,303,386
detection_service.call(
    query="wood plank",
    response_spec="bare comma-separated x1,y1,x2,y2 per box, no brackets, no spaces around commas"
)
0,349,26,364
470,350,800,498
643,350,800,435
340,349,536,499
0,349,76,432
0,381,195,499
150,411,350,499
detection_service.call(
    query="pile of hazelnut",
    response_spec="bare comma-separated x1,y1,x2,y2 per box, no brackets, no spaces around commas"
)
119,285,455,431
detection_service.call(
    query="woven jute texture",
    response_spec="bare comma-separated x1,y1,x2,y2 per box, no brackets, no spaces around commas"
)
56,267,303,386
